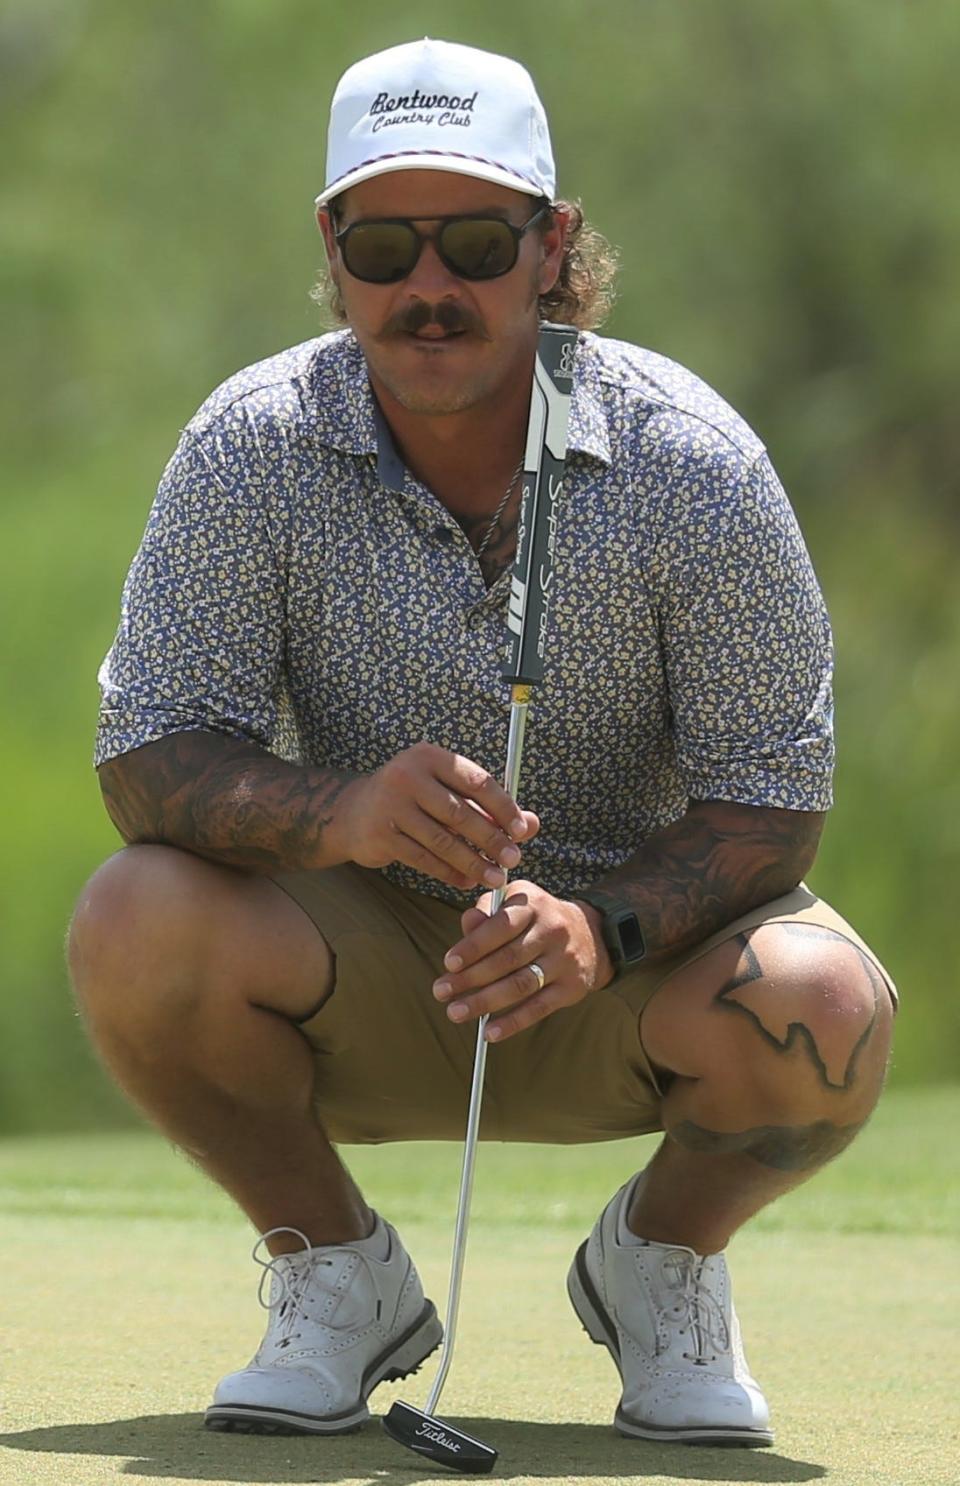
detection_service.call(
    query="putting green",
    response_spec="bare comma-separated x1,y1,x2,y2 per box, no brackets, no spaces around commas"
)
1,1087,957,1486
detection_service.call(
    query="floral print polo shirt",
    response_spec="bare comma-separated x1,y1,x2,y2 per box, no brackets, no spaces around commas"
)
95,329,834,908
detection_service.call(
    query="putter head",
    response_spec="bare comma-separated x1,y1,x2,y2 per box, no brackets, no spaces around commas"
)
382,1401,497,1474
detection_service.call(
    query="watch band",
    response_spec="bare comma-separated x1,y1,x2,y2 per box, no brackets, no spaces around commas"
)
574,888,647,967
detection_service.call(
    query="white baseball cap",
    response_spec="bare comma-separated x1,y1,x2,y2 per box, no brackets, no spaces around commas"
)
316,38,556,206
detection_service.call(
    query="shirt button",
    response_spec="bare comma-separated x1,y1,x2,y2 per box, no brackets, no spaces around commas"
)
434,526,455,545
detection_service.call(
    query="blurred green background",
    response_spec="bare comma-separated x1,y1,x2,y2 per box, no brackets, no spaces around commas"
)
1,0,957,1132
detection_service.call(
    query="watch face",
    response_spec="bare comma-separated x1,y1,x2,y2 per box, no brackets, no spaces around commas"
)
611,909,646,964
576,891,645,965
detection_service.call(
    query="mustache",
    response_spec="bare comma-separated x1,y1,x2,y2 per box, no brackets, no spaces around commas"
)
379,299,491,340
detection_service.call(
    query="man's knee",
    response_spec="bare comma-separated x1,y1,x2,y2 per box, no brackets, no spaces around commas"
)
643,923,893,1105
69,845,226,1021
68,844,334,1034
718,927,892,1100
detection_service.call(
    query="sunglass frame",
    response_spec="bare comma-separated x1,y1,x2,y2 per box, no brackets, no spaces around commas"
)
333,205,551,284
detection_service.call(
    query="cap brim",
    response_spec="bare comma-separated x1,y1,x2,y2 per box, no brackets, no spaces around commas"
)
315,153,547,206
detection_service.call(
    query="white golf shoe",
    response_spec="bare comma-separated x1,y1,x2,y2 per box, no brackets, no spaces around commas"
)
567,1178,773,1446
206,1217,442,1434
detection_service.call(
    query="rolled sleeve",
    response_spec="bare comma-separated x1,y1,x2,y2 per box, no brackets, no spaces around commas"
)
94,422,286,766
654,452,834,811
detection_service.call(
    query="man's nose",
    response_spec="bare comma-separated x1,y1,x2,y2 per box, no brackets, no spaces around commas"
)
400,235,463,300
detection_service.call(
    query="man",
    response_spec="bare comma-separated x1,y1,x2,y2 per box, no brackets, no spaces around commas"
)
69,38,895,1448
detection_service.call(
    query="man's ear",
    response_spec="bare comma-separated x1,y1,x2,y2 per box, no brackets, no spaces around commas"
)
316,207,339,275
537,204,571,298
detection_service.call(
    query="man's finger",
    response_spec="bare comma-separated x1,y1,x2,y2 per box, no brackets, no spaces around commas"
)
400,806,509,888
441,894,533,974
437,929,543,998
485,987,563,1042
390,827,476,891
439,753,530,839
419,781,523,869
459,905,488,936
441,965,560,1025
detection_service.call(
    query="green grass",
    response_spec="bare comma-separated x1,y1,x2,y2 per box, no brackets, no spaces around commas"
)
0,1086,956,1236
0,1087,957,1486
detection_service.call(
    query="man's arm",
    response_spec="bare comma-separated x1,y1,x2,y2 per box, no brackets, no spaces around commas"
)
431,448,834,1035
429,798,825,1042
98,732,357,873
575,799,825,965
98,731,539,888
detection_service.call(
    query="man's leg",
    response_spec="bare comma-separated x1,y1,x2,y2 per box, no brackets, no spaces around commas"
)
566,916,893,1445
68,843,443,1434
633,921,894,1250
68,843,371,1253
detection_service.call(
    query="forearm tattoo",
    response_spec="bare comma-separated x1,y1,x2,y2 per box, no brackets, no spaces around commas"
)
97,731,355,871
589,800,824,960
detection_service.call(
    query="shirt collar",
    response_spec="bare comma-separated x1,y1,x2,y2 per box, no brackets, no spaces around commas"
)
565,340,612,465
306,329,611,473
372,401,406,492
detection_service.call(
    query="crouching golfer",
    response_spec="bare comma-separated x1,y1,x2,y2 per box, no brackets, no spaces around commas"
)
69,38,896,1449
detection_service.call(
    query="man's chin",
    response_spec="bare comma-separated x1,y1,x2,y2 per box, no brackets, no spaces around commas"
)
371,355,492,415
388,386,482,414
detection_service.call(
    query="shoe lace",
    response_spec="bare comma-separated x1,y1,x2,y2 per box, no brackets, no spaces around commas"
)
252,1226,388,1345
658,1248,730,1365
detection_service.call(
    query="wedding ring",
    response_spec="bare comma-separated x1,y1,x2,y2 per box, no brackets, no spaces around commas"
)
528,961,547,992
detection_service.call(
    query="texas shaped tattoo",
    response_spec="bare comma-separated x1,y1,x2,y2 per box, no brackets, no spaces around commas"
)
715,928,884,1091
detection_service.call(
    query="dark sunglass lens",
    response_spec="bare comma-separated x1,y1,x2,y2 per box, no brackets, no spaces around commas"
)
343,222,420,282
440,219,517,279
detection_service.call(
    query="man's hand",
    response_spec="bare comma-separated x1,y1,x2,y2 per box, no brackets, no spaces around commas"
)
432,882,616,1042
332,742,540,892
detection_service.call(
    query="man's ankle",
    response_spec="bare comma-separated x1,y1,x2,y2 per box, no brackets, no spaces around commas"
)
262,1204,378,1256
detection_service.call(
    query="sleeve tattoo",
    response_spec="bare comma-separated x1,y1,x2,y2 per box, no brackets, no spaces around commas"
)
97,731,355,872
586,800,825,960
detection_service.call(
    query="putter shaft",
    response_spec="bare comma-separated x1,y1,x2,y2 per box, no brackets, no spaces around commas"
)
425,685,530,1415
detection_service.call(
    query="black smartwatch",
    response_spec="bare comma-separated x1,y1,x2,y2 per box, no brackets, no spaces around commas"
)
574,888,647,969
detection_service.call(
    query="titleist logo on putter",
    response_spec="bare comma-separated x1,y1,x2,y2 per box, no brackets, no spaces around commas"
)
416,1422,462,1451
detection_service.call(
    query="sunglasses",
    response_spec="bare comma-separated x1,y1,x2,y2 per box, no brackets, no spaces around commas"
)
333,205,550,284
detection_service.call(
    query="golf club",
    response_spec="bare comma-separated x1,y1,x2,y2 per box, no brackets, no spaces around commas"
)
383,321,578,1473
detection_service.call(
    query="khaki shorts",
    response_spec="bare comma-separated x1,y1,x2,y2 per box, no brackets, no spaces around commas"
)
268,864,897,1146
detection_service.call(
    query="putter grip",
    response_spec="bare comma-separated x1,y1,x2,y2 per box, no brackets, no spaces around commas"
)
503,322,578,686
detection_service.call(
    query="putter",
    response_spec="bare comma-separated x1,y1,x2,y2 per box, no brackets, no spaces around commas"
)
383,322,578,1473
